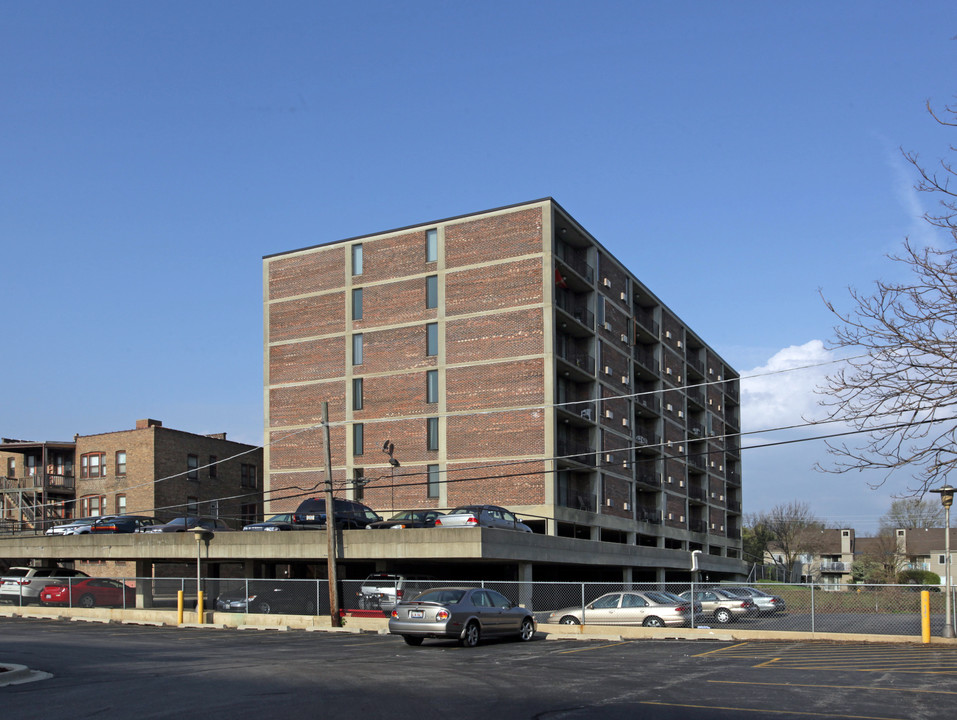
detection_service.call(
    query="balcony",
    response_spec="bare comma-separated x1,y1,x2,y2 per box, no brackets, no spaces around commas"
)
556,343,596,380
555,289,595,335
557,438,596,467
635,471,661,488
686,387,705,409
633,345,658,375
555,245,594,286
820,562,852,573
689,519,708,533
636,507,661,524
687,485,708,503
634,307,659,339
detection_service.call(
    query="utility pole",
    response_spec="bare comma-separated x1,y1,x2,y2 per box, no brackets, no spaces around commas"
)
322,402,341,627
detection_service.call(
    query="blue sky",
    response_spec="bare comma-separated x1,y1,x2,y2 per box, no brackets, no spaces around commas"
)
4,2,956,532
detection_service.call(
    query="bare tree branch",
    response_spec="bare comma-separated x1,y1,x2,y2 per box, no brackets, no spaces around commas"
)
819,100,957,495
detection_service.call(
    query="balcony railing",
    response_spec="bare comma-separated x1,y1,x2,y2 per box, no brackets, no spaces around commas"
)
555,248,595,285
636,507,661,524
1,473,75,491
557,346,596,376
820,562,852,573
634,307,659,338
557,439,596,467
555,290,595,330
633,345,658,373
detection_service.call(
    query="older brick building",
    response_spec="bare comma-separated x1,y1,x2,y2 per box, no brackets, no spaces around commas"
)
1,419,263,532
263,198,743,564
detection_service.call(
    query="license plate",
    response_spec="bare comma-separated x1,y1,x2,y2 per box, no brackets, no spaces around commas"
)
409,610,424,619
305,515,317,521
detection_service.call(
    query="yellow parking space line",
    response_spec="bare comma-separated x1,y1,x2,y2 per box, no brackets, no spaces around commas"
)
693,641,750,657
640,701,905,720
753,657,781,668
557,641,632,654
709,679,957,696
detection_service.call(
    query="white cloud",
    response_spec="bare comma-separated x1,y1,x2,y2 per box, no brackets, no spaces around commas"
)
740,339,834,435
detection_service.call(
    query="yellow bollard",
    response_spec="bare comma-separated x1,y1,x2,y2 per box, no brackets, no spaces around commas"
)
921,590,931,643
197,590,204,623
177,590,184,625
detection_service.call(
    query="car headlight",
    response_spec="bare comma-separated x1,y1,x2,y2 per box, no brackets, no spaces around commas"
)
264,526,280,531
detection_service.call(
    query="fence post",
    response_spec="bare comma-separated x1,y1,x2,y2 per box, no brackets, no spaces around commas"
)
810,582,815,634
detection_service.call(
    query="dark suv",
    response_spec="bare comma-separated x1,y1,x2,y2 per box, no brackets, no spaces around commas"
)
292,498,381,529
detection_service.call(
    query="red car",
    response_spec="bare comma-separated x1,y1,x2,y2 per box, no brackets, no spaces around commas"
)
40,578,135,608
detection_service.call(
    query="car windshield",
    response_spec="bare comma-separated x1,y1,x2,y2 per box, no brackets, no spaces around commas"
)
389,511,415,521
265,515,290,522
412,589,466,604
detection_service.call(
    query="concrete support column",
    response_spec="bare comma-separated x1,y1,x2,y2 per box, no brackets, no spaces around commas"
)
134,560,153,608
517,562,534,610
655,567,666,585
622,567,633,590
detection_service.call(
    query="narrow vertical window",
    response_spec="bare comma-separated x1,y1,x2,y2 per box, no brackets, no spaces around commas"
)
115,494,127,514
353,468,365,501
426,370,438,404
353,333,363,365
426,417,439,451
352,287,363,320
352,243,363,275
353,377,363,410
115,451,127,476
187,454,199,481
426,275,438,309
353,423,364,456
426,228,438,262
426,323,438,357
596,295,605,326
208,456,218,478
187,497,199,515
427,464,440,498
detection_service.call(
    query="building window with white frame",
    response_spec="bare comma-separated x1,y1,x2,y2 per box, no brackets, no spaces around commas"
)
353,377,363,410
353,333,363,365
353,423,364,456
81,452,106,479
187,454,199,481
115,451,127,476
352,287,363,320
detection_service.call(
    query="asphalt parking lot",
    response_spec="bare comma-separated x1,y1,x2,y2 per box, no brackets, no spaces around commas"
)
2,617,957,719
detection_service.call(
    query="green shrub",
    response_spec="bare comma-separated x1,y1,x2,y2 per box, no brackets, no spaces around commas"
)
897,568,941,586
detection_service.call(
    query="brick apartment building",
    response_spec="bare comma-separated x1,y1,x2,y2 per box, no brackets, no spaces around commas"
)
262,198,743,569
1,419,263,532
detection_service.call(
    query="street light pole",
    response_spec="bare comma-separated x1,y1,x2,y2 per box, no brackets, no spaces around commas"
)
931,485,955,639
191,527,214,623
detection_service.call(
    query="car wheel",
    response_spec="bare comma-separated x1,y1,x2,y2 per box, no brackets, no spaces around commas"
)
402,635,423,646
79,594,96,609
255,601,272,614
460,621,481,647
642,615,664,628
715,608,732,624
519,617,535,641
559,615,580,625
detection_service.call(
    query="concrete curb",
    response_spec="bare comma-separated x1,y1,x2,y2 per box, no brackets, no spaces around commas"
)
0,663,53,687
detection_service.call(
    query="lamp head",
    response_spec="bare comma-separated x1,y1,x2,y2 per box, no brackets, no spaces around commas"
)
930,485,955,509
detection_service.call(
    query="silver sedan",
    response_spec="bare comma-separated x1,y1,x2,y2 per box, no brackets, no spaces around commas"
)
546,590,693,627
389,587,536,647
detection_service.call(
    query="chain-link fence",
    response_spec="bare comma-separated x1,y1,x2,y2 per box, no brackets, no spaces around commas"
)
1,576,954,636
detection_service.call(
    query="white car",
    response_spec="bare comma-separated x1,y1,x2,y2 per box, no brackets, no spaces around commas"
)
434,505,532,532
0,567,89,605
45,517,116,536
